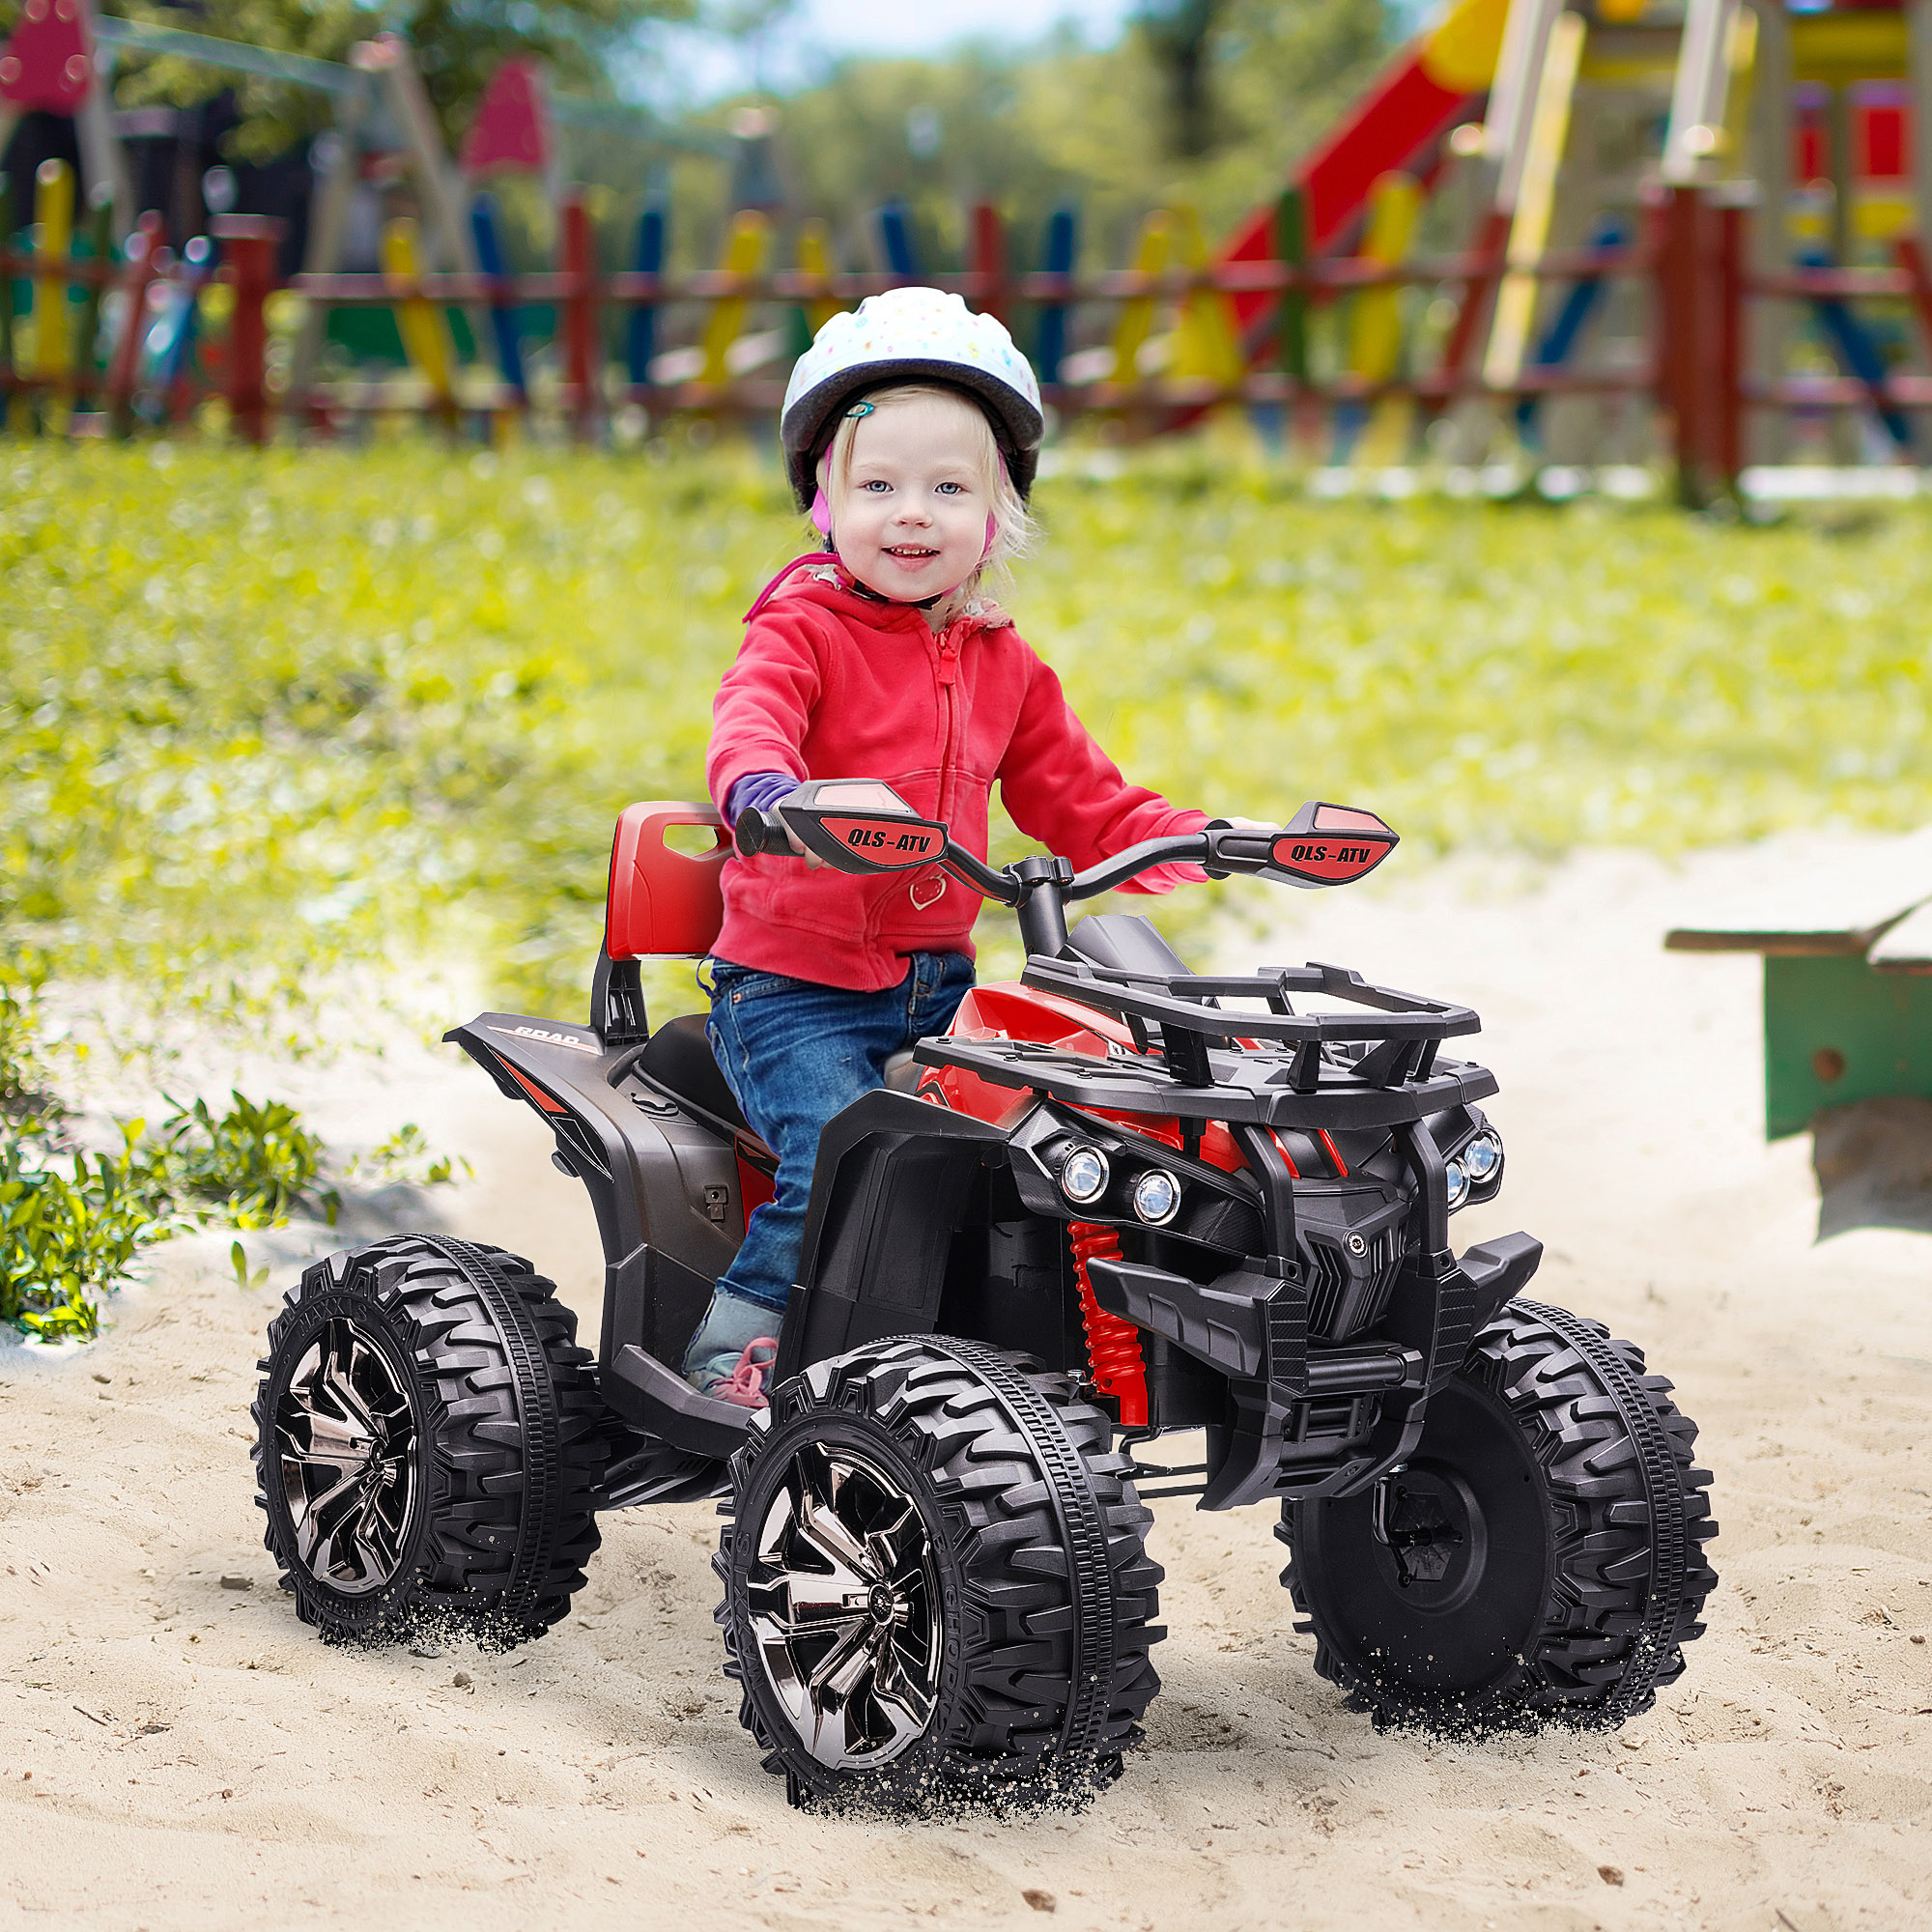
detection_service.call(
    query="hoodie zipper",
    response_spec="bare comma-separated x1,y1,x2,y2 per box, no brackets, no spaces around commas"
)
934,623,961,825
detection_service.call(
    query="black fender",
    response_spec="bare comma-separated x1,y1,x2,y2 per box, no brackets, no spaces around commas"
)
444,1011,741,1368
775,1090,1010,1378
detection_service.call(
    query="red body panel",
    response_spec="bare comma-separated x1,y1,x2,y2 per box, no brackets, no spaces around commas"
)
920,982,1136,1126
736,1147,776,1222
606,802,730,961
923,984,1257,1184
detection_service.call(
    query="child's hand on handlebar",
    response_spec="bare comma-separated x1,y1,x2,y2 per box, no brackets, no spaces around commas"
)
784,821,825,868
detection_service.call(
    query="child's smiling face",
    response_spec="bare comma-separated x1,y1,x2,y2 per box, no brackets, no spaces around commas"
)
831,393,992,609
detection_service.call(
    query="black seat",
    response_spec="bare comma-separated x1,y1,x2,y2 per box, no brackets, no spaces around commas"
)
639,1013,749,1133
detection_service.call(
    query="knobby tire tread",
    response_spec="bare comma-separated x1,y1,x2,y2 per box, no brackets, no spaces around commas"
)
1277,1300,1718,1732
713,1335,1163,1810
252,1233,605,1648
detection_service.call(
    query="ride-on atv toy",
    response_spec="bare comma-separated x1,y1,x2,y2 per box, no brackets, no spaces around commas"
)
253,784,1718,1806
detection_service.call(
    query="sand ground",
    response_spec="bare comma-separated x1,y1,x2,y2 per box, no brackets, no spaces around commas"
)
2,837,1928,1932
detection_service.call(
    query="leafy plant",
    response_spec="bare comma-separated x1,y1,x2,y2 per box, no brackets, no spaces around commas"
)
0,976,65,1132
0,1124,167,1341
3,940,476,1336
0,1048,468,1336
348,1122,470,1189
231,1239,270,1292
151,1092,340,1230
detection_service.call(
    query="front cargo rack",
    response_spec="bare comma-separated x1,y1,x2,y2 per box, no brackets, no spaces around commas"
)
914,958,1496,1131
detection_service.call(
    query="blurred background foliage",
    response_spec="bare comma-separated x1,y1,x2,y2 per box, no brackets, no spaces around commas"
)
6,440,1932,1048
724,0,1391,270
30,0,697,163
14,0,1398,268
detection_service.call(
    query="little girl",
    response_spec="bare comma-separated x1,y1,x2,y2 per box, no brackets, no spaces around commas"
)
683,287,1213,1406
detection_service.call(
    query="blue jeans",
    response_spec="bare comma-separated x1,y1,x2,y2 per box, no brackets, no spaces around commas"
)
703,952,976,1315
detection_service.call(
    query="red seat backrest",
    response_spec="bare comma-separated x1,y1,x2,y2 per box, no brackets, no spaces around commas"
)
606,802,731,960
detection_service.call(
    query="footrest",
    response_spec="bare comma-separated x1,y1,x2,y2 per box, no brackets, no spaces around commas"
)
604,1343,752,1461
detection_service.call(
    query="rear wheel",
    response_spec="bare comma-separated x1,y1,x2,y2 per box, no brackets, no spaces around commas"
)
1279,1300,1717,1731
253,1235,605,1648
715,1335,1164,1809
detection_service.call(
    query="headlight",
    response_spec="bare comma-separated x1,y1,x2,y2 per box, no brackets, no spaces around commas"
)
1444,1156,1469,1210
1463,1131,1502,1186
1130,1168,1180,1226
1060,1144,1110,1207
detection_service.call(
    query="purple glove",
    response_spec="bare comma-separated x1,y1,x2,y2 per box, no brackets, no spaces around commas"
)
724,772,797,822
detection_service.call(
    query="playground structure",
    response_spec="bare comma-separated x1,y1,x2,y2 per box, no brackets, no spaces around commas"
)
1668,842,1932,1143
3,0,1932,495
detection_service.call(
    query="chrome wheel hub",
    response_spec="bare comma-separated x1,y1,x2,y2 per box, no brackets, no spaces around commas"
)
746,1441,942,1770
274,1317,418,1596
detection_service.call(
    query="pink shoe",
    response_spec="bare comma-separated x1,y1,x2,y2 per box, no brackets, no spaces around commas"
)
714,1338,780,1409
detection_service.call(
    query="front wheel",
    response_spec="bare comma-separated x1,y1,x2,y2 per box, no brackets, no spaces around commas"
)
714,1335,1165,1809
252,1235,606,1648
1279,1299,1718,1731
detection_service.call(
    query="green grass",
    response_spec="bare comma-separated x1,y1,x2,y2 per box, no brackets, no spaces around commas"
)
6,438,1932,1039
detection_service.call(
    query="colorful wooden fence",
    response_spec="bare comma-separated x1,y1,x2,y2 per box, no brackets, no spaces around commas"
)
6,161,1932,499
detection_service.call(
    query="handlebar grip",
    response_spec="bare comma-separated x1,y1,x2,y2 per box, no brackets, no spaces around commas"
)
1202,825,1280,879
734,806,781,858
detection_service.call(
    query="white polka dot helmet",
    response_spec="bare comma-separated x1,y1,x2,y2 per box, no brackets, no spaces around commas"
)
780,287,1044,508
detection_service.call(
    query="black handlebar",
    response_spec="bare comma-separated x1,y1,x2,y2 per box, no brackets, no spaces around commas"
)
738,806,1281,901
734,790,1392,959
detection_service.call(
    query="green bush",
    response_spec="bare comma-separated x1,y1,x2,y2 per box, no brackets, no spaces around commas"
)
0,1126,163,1341
348,1122,470,1189
0,992,446,1340
0,978,64,1129
152,1091,339,1230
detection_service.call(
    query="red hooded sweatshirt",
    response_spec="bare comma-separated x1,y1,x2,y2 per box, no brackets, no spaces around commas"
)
706,559,1208,992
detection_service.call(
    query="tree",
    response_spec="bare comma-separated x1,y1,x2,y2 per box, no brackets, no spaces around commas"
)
99,0,694,160
1133,0,1233,160
736,0,1392,268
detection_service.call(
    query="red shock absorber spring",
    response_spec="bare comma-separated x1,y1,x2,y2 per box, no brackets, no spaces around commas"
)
1068,1222,1149,1428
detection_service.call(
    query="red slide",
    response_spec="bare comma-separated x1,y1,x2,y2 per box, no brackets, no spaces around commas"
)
1221,0,1509,326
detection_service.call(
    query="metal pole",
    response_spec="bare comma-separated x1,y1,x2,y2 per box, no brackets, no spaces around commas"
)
73,0,134,245
364,36,478,277
1485,0,1567,210
1822,81,1858,459
1662,0,1743,184
1909,0,1932,460
1823,82,1853,269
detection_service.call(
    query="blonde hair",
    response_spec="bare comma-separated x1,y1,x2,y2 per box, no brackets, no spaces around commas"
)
817,383,1038,611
